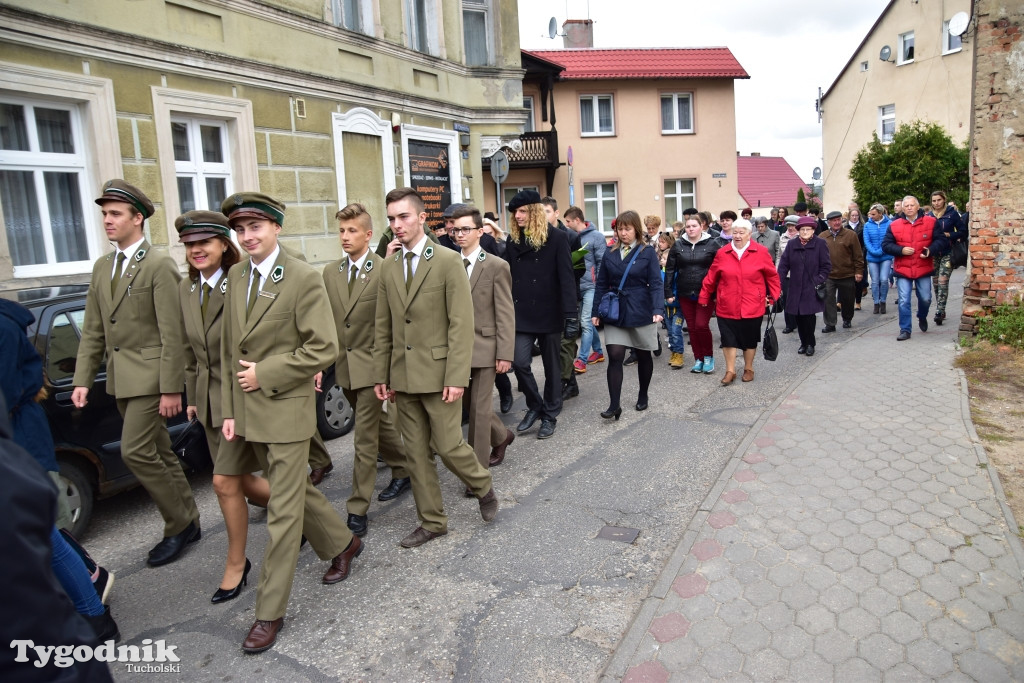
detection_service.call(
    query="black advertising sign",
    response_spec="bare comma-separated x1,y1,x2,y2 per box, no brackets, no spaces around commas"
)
408,140,451,225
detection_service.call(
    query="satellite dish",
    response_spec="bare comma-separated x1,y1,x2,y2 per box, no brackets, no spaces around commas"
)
948,12,969,37
879,45,893,62
812,167,822,181
548,17,557,40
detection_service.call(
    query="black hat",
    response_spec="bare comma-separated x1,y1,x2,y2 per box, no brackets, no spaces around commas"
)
507,189,542,213
95,179,155,219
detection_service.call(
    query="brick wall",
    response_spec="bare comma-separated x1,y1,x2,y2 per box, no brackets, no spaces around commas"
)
962,0,1024,334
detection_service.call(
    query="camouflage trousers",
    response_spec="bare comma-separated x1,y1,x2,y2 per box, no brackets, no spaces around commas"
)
932,254,952,316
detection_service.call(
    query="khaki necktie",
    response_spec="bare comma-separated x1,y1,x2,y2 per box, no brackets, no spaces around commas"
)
621,245,631,258
110,252,126,297
463,258,471,276
200,283,212,323
404,252,415,292
348,264,358,294
246,273,260,320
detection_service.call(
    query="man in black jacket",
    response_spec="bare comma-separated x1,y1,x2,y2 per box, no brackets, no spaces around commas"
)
504,190,578,440
542,196,584,401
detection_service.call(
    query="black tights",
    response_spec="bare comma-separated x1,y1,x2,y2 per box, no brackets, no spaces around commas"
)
605,344,653,410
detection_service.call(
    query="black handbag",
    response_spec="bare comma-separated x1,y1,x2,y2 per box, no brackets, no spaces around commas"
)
950,240,968,269
762,309,779,361
814,283,826,301
596,245,642,324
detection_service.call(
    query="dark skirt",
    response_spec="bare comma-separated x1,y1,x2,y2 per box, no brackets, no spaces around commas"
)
717,316,764,350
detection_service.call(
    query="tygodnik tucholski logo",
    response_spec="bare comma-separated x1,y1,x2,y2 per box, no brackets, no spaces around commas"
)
10,638,182,673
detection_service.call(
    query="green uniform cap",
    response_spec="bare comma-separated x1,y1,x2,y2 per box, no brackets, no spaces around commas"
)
220,192,286,226
95,179,155,219
174,210,232,243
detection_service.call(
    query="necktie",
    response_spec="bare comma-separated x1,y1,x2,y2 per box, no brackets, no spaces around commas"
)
110,252,126,296
621,245,631,258
404,252,415,292
201,283,212,323
246,273,260,320
463,258,471,276
348,264,358,294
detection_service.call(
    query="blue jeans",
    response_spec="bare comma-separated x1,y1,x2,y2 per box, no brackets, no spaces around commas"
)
897,275,931,333
666,306,685,352
577,288,603,361
868,260,893,304
51,526,105,616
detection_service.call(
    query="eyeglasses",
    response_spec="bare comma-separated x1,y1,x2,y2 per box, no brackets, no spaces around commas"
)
449,227,479,235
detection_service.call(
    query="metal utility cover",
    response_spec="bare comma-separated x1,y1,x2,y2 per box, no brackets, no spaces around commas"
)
597,526,640,543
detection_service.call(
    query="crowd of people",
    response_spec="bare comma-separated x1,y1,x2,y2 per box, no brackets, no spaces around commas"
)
4,180,969,671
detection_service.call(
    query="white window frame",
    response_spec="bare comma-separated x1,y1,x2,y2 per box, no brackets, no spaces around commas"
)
407,0,441,57
579,94,614,137
0,62,120,279
942,19,963,55
152,88,259,234
330,0,374,36
664,179,697,223
660,92,694,135
522,96,535,132
170,116,233,214
860,61,869,72
399,124,462,205
462,0,493,67
583,182,618,233
331,107,396,206
879,104,895,144
897,31,915,65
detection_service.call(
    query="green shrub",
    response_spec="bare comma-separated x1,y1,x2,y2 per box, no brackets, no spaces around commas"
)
975,298,1024,349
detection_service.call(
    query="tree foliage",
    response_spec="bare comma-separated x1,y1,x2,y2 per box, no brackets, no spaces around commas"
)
849,120,969,211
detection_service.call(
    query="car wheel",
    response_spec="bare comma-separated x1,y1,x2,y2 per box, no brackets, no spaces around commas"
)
316,368,354,440
58,458,95,538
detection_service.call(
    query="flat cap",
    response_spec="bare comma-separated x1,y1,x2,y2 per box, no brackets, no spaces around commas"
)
826,211,843,220
221,192,286,226
175,210,232,243
507,189,542,213
95,179,154,219
796,216,818,229
784,214,800,226
441,203,469,218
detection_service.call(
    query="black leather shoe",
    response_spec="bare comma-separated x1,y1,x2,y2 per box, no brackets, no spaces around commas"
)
561,377,579,400
842,320,852,329
147,521,201,567
919,317,928,332
537,419,556,439
347,514,368,537
805,346,815,356
821,325,836,333
623,352,638,366
635,396,648,411
797,345,807,354
378,477,411,501
782,327,795,334
517,409,540,433
499,392,513,414
212,558,251,604
86,605,120,642
934,311,945,325
897,330,911,341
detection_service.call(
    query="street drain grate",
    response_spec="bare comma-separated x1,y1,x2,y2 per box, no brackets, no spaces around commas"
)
597,526,640,543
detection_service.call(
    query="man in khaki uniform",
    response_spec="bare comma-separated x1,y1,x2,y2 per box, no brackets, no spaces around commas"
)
373,188,498,548
450,205,516,471
219,192,362,653
323,203,410,537
72,180,200,567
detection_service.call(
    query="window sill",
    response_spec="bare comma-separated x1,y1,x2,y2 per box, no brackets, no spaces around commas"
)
896,60,915,66
942,48,963,56
661,130,695,136
580,132,615,138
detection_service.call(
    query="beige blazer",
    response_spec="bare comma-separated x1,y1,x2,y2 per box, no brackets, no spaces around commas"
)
180,276,227,427
220,250,338,443
323,252,384,390
466,251,515,369
73,240,185,398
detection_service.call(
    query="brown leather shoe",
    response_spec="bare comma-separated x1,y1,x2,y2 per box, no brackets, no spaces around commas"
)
479,488,499,523
309,462,334,486
721,371,737,385
322,536,362,584
400,526,447,548
489,429,515,467
242,618,283,653
742,368,755,382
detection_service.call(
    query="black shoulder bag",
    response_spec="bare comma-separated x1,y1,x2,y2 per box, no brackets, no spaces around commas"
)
596,245,642,325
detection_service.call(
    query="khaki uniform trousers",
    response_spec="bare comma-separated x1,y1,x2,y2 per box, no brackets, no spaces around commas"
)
394,391,493,534
307,431,333,471
248,438,352,621
464,366,507,468
343,386,408,515
116,396,199,537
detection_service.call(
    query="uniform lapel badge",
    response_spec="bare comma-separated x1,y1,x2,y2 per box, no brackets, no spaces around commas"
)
220,279,228,294
423,246,434,261
394,252,401,263
478,251,486,262
190,281,197,293
364,260,373,273
135,249,146,262
339,258,348,273
271,265,284,283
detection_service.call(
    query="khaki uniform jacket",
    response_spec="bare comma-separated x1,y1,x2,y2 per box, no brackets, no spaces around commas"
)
73,241,185,397
373,243,474,392
180,276,227,427
323,252,383,390
466,251,515,369
220,251,339,444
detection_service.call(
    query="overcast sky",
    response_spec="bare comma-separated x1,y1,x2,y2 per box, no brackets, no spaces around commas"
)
517,0,892,185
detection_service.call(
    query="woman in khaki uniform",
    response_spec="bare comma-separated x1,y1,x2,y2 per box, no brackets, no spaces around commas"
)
176,211,270,603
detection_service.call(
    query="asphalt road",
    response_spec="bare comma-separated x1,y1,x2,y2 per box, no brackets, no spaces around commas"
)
81,317,858,682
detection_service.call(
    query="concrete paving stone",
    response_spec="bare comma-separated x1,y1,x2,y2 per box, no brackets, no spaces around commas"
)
828,518,859,538
924,501,958,520
821,584,858,614
767,515,797,534
733,560,766,586
649,612,692,643
788,545,824,569
992,552,1022,577
707,576,744,604
803,564,839,591
919,573,962,603
864,476,890,492
834,656,877,681
839,565,879,593
844,532,878,555
908,510,942,529
884,662,933,682
796,517,827,537
717,598,756,627
925,617,974,654
692,539,724,561
994,608,1024,639
879,568,919,598
930,525,969,549
742,647,790,680
959,504,998,527
742,579,781,608
964,583,1010,614
698,642,744,679
838,606,881,639
755,601,795,632
881,611,925,645
733,469,757,483
906,638,956,677
766,562,802,588
957,483,991,503
897,553,935,579
901,591,944,623
769,624,813,659
623,659,671,683
947,596,996,631
722,541,755,564
740,528,774,549
846,508,874,525
815,628,858,664
823,548,858,573
721,489,748,504
971,533,1009,560
893,498,924,516
934,672,974,683
905,486,936,503
691,615,731,649
938,561,978,589
877,534,913,559
860,585,900,618
730,621,770,654
699,556,734,582
776,531,808,551
680,594,720,623
860,632,904,671
957,649,1012,682
861,519,892,539
789,651,834,680
781,583,821,612
656,635,700,670
937,492,970,510
672,572,709,599
833,495,862,512
876,509,909,526
714,526,745,547
862,548,898,574
945,514,981,537
810,531,843,553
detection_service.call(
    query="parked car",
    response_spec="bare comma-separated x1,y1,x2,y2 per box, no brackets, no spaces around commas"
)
17,285,352,536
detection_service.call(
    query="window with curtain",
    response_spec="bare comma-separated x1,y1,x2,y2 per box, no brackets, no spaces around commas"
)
584,182,618,232
171,117,232,213
664,179,696,223
879,104,895,143
523,96,535,132
898,31,915,64
580,95,614,136
462,0,491,66
0,99,92,276
332,0,362,31
407,0,439,56
661,93,694,134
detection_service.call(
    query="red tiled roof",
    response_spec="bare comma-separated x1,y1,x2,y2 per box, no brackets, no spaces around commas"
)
524,48,749,80
737,156,812,210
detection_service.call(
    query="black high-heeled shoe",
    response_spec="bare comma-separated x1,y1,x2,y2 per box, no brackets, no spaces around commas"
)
600,406,622,420
635,398,649,411
211,558,251,604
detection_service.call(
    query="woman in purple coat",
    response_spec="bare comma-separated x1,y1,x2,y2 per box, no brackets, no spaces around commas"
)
776,217,832,357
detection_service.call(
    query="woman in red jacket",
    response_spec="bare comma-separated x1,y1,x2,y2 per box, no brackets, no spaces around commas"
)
698,220,781,385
